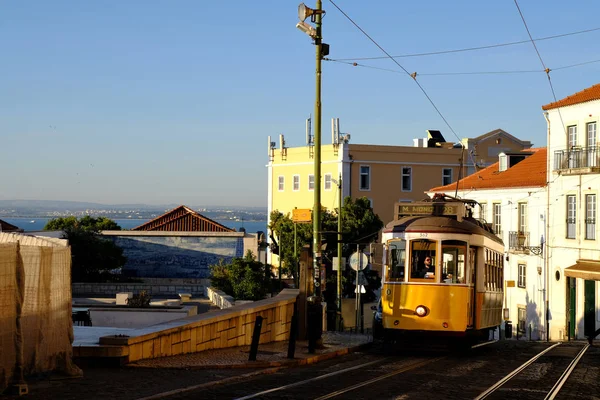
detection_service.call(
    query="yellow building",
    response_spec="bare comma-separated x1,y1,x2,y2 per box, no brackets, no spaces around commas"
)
266,124,532,264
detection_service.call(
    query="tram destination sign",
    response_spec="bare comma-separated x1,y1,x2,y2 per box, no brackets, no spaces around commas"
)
395,202,464,219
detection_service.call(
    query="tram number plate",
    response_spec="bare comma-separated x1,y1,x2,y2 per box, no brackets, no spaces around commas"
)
419,233,428,237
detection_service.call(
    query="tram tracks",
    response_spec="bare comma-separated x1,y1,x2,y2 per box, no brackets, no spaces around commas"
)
474,342,590,400
233,355,443,400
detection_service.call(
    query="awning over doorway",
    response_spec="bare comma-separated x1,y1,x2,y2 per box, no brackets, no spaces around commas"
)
564,259,600,281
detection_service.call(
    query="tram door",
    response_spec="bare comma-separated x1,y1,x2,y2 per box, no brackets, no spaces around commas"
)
467,248,476,328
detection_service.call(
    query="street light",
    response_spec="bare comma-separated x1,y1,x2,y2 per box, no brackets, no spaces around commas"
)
296,1,328,351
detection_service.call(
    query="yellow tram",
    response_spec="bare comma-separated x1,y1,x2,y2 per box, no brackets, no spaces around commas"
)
379,194,504,345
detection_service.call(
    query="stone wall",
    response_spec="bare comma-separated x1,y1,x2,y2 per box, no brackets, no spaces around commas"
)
204,286,235,309
100,231,259,279
72,279,210,297
97,289,298,363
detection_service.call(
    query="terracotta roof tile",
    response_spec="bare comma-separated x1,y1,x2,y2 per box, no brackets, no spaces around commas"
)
542,83,600,110
429,148,547,192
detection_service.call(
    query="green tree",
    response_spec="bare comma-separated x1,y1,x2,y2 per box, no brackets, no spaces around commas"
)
44,216,122,231
44,216,126,282
209,251,269,301
269,196,383,299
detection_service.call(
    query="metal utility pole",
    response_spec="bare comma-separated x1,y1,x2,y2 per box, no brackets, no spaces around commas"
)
297,0,327,350
336,174,343,330
312,0,323,303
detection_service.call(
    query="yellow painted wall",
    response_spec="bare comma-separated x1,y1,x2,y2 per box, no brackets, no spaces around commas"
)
348,144,464,225
271,144,341,217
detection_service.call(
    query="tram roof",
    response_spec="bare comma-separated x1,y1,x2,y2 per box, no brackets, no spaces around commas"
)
384,215,503,245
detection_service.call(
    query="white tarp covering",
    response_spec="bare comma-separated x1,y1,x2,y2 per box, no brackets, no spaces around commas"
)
0,233,81,392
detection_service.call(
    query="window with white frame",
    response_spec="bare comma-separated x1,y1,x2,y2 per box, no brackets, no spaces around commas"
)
518,264,526,288
586,194,596,240
324,173,332,190
293,175,300,191
518,203,527,234
308,174,314,191
588,122,597,167
568,125,578,147
278,176,284,191
567,195,576,239
587,122,596,147
367,198,373,208
480,203,487,221
493,203,502,236
442,168,453,186
401,167,412,192
359,166,370,190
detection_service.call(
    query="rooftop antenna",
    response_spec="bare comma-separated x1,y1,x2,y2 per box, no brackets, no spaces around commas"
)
279,134,287,161
306,115,314,159
267,136,276,162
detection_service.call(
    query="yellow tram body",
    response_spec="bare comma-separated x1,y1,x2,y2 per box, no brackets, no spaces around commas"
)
379,195,504,342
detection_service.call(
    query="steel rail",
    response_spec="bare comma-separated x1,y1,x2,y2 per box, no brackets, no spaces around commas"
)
233,358,386,400
313,357,443,400
544,343,590,400
474,342,562,400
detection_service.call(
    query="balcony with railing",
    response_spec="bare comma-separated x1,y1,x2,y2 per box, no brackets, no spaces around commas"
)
553,145,600,174
508,231,543,255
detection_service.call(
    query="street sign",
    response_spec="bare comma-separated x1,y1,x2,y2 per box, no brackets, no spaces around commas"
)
354,271,368,286
332,257,346,271
506,280,515,288
292,208,312,223
349,252,368,271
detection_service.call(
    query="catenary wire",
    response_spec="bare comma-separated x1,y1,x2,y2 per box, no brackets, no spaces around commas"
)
324,57,600,77
327,0,479,171
513,0,566,132
335,26,600,61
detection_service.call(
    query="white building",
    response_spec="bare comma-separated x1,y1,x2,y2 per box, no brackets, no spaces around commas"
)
543,84,600,340
428,148,548,339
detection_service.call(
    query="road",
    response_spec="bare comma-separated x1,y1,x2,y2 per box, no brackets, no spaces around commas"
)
12,341,600,400
136,341,600,400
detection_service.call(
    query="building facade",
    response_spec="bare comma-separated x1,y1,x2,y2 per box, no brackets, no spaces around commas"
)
267,123,534,265
543,84,600,340
428,148,548,339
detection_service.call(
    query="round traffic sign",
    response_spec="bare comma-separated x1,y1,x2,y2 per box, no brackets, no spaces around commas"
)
349,252,368,271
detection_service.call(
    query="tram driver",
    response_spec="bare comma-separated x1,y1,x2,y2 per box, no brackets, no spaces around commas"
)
417,256,435,279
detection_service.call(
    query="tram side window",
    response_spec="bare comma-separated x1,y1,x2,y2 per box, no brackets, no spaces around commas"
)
388,240,406,282
410,239,437,280
441,240,466,284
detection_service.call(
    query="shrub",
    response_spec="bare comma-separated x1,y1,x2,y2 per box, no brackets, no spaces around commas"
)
209,251,270,301
126,290,152,308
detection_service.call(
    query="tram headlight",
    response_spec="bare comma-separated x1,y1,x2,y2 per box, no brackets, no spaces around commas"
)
415,305,429,317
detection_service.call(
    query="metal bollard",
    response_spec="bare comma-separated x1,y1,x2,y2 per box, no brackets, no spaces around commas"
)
248,315,263,361
287,309,298,359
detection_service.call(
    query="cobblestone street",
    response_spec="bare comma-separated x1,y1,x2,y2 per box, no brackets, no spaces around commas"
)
6,339,599,400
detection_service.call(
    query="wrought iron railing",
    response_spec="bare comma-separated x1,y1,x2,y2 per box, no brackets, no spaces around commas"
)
554,145,600,170
508,231,543,255
566,218,577,239
585,218,596,240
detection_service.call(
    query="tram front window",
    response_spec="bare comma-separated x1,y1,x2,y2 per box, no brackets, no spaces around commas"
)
442,240,467,284
387,240,406,282
410,239,437,280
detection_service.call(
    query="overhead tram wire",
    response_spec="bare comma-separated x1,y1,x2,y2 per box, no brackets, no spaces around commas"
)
335,26,600,61
327,0,479,175
324,57,600,77
513,0,566,132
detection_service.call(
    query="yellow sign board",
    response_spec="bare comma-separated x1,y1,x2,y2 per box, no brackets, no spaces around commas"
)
506,280,515,288
292,208,312,223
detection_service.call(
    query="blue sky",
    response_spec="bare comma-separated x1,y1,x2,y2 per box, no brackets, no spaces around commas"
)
2,1,599,207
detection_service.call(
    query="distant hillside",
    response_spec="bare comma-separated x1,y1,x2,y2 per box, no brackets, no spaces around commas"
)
0,200,267,219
